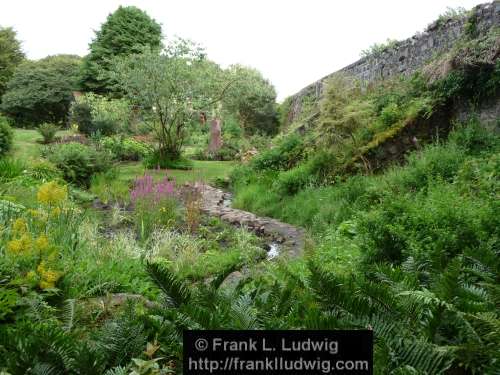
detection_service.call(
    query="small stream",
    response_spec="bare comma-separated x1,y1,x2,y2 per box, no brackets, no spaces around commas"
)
219,192,281,260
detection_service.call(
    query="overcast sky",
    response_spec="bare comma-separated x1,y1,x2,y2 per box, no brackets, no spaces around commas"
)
0,0,484,101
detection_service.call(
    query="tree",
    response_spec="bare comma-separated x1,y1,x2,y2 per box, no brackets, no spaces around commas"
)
80,6,163,93
0,27,25,101
1,55,81,126
114,40,227,162
223,65,279,135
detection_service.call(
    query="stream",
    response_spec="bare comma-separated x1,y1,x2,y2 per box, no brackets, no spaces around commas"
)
192,183,305,259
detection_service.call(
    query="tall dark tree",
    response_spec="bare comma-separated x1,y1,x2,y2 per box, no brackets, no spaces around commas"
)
80,6,163,93
223,65,279,135
1,55,81,126
0,27,25,101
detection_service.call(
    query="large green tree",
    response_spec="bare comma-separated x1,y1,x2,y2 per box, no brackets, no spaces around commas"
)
223,65,279,135
1,55,81,126
80,6,163,93
114,40,227,161
0,27,24,101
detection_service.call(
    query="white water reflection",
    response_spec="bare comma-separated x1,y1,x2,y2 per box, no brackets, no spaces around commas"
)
267,243,280,259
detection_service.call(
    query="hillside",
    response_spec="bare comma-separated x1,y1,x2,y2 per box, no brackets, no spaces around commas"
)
0,2,498,374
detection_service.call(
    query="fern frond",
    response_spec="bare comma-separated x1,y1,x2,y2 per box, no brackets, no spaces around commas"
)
62,299,76,332
30,362,59,375
146,261,191,307
390,338,453,374
230,294,261,329
104,366,128,375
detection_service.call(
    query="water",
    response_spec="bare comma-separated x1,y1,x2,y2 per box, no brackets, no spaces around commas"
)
267,243,280,260
221,193,232,208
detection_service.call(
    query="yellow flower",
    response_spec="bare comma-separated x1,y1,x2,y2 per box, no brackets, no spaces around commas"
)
12,218,27,234
39,280,55,289
37,262,62,289
37,181,68,205
7,239,23,253
35,235,50,251
7,233,32,254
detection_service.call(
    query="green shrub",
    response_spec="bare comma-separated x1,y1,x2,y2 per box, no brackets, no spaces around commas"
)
251,134,304,171
0,116,13,157
90,169,130,204
274,151,336,195
275,163,313,195
101,136,153,161
379,102,403,126
448,117,499,155
70,103,117,136
0,158,25,180
144,151,193,170
357,182,495,269
91,118,117,136
37,123,59,144
45,142,112,186
25,159,62,182
69,101,93,135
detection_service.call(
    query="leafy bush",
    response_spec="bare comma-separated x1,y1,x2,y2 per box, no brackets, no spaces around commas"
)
101,136,152,161
251,134,304,171
45,143,112,186
144,151,193,170
0,157,24,180
274,151,336,195
70,95,126,136
90,169,129,204
25,160,62,182
0,116,13,157
37,123,59,144
90,118,117,136
69,101,93,135
448,116,499,155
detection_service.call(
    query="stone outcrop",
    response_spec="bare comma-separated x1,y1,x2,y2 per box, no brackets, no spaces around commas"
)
285,1,500,126
193,184,306,258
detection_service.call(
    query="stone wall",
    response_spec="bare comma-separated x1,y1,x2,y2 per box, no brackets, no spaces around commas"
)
285,1,500,126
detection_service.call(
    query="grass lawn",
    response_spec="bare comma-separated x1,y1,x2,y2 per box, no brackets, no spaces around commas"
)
12,129,70,161
118,160,235,185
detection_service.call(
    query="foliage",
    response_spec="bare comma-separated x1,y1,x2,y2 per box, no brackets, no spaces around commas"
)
37,123,59,144
70,93,132,136
0,55,81,126
250,133,304,172
0,115,13,157
0,26,24,100
79,5,163,93
360,38,398,58
431,6,468,29
101,136,152,161
69,101,93,135
45,142,112,187
114,40,227,161
89,169,128,204
144,152,194,170
223,64,279,135
130,174,178,241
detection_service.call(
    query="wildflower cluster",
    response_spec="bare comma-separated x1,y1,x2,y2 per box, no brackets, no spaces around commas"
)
37,180,68,206
130,174,175,204
5,181,67,290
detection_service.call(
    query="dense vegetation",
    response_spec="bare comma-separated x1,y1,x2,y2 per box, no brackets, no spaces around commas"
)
0,3,498,375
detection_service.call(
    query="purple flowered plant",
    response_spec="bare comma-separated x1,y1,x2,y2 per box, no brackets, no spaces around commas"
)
130,174,175,204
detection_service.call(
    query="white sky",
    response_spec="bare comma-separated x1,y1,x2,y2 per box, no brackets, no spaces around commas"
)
0,0,484,101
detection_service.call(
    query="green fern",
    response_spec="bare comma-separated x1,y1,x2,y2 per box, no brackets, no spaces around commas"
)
146,262,191,307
